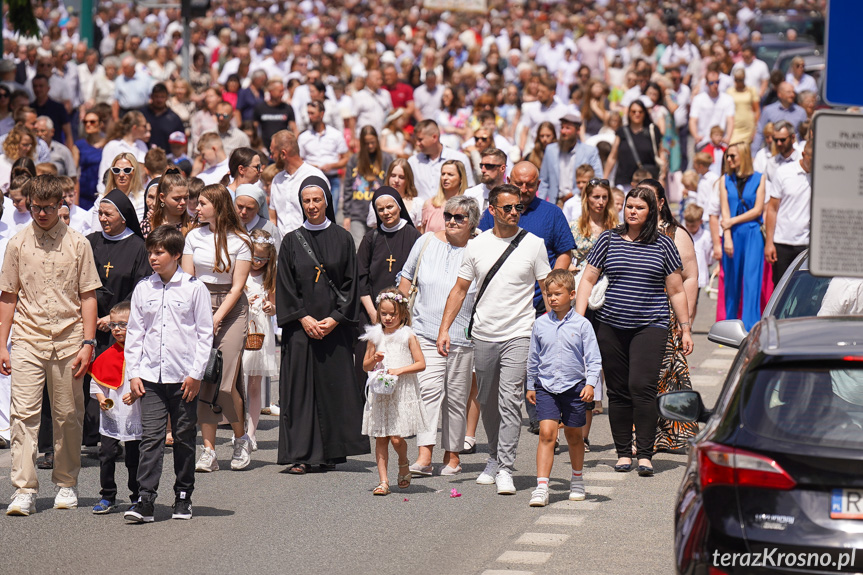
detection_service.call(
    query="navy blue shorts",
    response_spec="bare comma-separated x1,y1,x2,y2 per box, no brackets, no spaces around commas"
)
535,381,587,428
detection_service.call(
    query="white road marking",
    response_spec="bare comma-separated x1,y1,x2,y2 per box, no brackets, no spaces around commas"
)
515,532,571,546
535,515,585,526
691,374,724,387
700,358,734,370
549,500,602,510
582,471,626,481
496,551,552,564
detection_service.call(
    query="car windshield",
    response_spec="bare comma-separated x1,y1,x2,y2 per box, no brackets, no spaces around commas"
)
742,366,863,451
772,270,832,319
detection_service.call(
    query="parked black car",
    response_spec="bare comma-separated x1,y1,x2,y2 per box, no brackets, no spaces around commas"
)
659,317,863,574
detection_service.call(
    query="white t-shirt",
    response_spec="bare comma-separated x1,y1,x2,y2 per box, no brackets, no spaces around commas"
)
770,161,811,246
269,162,326,236
689,92,735,147
197,158,230,187
183,226,252,284
562,195,582,224
457,229,551,342
691,226,713,288
696,171,720,219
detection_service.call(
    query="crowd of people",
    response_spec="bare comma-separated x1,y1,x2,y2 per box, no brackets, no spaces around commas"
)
0,0,825,517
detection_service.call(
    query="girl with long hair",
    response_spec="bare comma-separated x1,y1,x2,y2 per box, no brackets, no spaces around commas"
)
97,110,149,196
182,184,253,472
143,168,192,237
343,126,392,246
421,159,467,234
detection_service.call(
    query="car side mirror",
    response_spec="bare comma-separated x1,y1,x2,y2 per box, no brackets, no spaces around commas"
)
657,390,711,424
708,320,747,349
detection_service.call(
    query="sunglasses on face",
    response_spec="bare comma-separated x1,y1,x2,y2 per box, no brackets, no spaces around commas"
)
108,322,128,330
589,178,610,187
111,166,134,175
216,113,230,119
773,136,789,144
726,154,738,160
0,92,9,98
479,162,503,170
443,212,468,224
495,203,525,214
476,136,490,142
707,81,719,86
83,119,99,125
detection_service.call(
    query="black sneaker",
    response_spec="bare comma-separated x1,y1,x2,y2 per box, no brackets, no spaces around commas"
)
171,494,192,520
37,452,54,469
124,500,155,523
527,422,540,435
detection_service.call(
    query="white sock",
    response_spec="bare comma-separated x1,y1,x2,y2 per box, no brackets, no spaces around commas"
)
537,477,549,490
464,436,475,446
571,470,583,482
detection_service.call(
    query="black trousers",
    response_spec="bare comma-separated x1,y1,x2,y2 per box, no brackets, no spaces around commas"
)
137,381,198,503
772,243,807,285
595,323,667,460
99,435,140,503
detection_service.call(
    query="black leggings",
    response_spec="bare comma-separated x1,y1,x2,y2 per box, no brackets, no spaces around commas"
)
595,323,667,460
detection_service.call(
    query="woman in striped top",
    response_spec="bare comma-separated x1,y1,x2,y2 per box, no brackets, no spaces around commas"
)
575,187,693,477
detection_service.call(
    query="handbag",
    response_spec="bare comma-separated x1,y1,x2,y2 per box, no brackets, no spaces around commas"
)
245,319,264,351
407,235,434,312
574,267,609,310
200,348,223,413
366,362,398,396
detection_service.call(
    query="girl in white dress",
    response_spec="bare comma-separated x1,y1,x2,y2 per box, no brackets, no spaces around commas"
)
361,288,427,496
243,229,278,451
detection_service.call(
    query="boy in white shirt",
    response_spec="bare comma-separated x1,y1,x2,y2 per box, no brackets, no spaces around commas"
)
123,226,213,523
683,204,714,323
89,301,142,514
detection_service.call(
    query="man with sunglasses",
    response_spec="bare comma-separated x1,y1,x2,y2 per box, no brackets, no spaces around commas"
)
439,183,551,495
536,111,603,205
689,69,735,150
762,121,799,194
465,148,508,212
0,175,102,516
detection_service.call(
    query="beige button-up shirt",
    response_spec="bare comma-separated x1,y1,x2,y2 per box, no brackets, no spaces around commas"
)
0,220,102,359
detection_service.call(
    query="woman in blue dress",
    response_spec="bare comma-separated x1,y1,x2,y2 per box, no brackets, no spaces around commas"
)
74,111,105,210
719,141,766,331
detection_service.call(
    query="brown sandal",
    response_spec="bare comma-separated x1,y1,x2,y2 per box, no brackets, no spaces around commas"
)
373,482,390,496
397,463,411,489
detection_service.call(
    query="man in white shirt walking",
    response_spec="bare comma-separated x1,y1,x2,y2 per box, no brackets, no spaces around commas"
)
689,70,735,150
268,129,326,236
352,69,393,138
297,101,350,215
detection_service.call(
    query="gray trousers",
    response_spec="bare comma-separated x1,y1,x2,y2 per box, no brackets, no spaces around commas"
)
473,337,530,474
415,336,474,451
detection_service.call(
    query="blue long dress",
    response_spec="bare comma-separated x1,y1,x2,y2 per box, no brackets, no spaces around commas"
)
75,138,103,210
722,172,764,331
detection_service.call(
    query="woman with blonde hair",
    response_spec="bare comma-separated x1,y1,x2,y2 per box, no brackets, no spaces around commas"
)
142,168,193,237
421,159,467,233
97,110,149,195
182,184,253,472
0,126,37,192
96,152,147,224
719,141,767,331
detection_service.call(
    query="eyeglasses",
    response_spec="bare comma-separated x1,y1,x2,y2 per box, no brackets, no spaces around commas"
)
443,212,468,224
479,162,503,170
589,178,610,187
726,154,738,160
252,256,270,263
108,322,128,330
495,203,524,214
83,119,99,125
111,166,134,175
244,164,261,171
476,137,490,142
773,136,789,144
707,81,719,86
28,203,61,215
216,113,230,119
0,92,9,98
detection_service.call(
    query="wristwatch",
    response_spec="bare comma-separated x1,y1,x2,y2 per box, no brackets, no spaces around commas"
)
82,339,97,347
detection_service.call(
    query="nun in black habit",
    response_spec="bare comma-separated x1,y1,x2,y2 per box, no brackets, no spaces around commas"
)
275,176,369,473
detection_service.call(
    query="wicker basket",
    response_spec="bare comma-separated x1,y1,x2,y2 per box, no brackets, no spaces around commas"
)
245,319,264,351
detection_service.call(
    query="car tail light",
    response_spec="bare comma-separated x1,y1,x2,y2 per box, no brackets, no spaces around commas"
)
698,442,796,491
709,567,731,575
842,356,863,361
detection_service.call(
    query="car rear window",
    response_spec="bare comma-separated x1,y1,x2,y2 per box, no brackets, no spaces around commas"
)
742,367,863,451
773,271,831,319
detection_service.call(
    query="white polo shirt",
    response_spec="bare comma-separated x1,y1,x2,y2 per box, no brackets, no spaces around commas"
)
408,146,475,201
269,162,327,236
689,92,735,147
297,125,348,176
770,161,811,246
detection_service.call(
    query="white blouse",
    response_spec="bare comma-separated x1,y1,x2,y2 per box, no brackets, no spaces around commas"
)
183,226,252,284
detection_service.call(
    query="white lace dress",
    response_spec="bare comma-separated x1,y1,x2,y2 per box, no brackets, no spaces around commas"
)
361,324,428,438
242,273,278,377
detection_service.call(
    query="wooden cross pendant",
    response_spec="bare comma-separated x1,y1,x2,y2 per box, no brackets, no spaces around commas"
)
104,262,114,277
315,266,322,283
386,254,396,273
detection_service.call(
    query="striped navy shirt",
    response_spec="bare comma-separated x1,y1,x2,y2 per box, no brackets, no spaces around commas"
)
585,230,682,330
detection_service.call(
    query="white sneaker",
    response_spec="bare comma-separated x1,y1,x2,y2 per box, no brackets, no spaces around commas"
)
195,448,219,472
6,492,36,516
268,404,281,416
54,487,78,509
476,458,499,485
249,436,258,452
495,470,516,495
230,436,251,470
569,479,586,501
529,487,549,507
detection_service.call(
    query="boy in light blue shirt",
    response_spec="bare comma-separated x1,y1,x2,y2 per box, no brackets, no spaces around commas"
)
526,269,602,507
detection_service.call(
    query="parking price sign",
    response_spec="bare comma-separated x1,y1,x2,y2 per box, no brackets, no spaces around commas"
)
810,110,863,278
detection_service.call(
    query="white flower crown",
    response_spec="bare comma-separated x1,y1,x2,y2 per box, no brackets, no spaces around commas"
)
375,292,406,305
251,236,276,245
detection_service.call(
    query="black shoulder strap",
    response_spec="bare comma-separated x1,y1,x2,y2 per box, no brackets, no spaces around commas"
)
466,229,528,339
622,126,644,169
293,229,348,304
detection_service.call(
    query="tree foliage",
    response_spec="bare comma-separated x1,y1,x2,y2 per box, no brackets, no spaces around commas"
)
7,0,41,38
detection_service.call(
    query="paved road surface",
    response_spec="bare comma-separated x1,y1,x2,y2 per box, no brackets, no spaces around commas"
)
0,292,732,575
